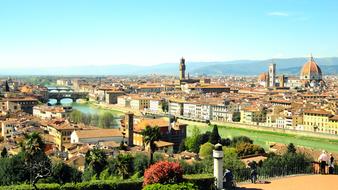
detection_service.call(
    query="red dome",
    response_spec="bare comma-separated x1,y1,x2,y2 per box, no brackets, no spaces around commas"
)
300,56,322,80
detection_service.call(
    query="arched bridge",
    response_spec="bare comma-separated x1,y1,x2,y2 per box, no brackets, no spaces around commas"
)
47,90,88,105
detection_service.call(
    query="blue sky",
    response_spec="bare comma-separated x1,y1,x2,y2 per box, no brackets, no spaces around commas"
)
0,0,337,68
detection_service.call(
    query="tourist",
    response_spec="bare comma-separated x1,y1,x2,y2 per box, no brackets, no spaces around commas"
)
318,150,328,174
223,169,235,190
329,153,335,174
248,161,258,183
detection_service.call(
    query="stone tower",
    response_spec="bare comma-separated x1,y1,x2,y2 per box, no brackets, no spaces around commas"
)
125,112,134,146
179,57,186,80
268,63,276,88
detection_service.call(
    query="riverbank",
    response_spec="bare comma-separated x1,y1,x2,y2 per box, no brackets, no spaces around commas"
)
181,119,338,153
73,101,125,116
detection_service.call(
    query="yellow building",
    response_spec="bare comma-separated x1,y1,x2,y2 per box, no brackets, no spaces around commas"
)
327,115,338,135
303,109,332,133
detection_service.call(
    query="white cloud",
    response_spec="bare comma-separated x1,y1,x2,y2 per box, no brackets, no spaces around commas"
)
267,12,289,17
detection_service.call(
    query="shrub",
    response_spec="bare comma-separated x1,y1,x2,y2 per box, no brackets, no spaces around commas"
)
60,179,143,190
143,161,183,186
235,142,265,157
231,136,253,146
198,142,214,158
183,174,215,190
143,183,196,190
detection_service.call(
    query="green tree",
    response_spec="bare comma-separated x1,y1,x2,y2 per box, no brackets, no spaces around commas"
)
116,154,134,179
141,126,161,164
85,148,107,179
161,101,169,112
1,147,8,158
231,136,253,147
232,112,241,122
0,153,28,185
199,142,214,158
287,143,297,154
223,147,246,172
22,132,51,189
235,142,265,157
185,127,201,153
133,153,149,176
99,112,114,128
209,125,221,144
51,161,82,184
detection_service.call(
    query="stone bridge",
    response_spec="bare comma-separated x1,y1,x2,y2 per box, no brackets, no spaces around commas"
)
47,90,88,105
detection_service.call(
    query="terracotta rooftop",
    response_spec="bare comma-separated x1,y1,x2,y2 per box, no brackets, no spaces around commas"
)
75,129,122,139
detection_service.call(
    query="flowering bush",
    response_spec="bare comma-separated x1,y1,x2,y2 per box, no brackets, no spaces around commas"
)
143,161,183,186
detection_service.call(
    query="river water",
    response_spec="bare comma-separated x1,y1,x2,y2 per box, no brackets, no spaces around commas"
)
48,98,122,128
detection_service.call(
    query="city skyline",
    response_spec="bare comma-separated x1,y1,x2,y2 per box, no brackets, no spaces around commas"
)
1,0,338,69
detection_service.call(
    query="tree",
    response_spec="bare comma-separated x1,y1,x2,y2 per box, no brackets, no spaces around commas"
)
133,153,149,176
287,143,297,154
115,154,134,179
51,161,82,184
235,142,265,157
1,147,8,158
5,80,10,92
161,101,169,113
231,136,253,147
209,125,221,144
222,147,246,172
178,139,186,152
143,161,183,186
85,148,107,178
0,153,28,185
141,126,161,164
21,132,51,189
232,112,241,122
220,138,231,146
199,142,214,158
185,127,201,153
98,112,114,128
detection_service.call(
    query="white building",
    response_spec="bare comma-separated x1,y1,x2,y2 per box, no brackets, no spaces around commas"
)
70,129,123,144
149,99,163,113
33,105,67,119
169,101,183,116
1,121,16,138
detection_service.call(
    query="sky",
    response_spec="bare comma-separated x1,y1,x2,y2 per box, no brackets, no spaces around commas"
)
0,0,338,69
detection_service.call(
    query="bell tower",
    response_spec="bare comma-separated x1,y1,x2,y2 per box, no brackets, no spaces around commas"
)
179,57,186,80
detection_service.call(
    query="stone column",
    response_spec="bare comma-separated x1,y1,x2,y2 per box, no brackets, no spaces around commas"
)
213,143,224,190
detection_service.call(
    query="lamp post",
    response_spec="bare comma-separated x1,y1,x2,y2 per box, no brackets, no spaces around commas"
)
213,143,224,190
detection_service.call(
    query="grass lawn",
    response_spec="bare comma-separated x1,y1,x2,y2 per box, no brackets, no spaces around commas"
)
187,124,338,153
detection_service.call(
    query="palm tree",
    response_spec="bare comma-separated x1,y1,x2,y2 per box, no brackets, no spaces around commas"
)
141,126,161,164
115,154,133,179
21,132,50,189
22,132,45,161
85,148,107,176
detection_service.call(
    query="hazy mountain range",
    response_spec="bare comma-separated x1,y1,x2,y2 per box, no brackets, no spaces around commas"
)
1,57,338,76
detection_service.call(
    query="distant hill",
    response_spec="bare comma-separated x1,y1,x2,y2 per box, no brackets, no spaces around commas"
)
1,57,338,76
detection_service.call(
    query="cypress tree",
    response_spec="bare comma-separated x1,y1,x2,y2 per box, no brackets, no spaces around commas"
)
209,125,221,144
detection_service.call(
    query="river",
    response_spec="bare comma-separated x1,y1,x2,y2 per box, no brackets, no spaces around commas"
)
48,99,122,128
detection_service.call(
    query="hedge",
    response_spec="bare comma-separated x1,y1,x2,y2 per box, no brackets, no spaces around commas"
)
0,175,214,190
0,183,60,190
183,174,215,190
0,180,143,190
143,183,197,190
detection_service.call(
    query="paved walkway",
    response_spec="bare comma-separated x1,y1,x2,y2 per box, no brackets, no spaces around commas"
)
238,175,338,190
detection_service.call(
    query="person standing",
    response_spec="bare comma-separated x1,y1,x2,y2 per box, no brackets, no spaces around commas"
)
329,153,335,174
248,161,258,183
318,150,328,174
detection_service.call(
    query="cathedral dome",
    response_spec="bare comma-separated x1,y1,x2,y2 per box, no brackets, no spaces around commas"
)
300,56,322,81
258,72,267,81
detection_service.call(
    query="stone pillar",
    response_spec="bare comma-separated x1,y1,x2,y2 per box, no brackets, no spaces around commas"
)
56,99,62,105
213,143,224,190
